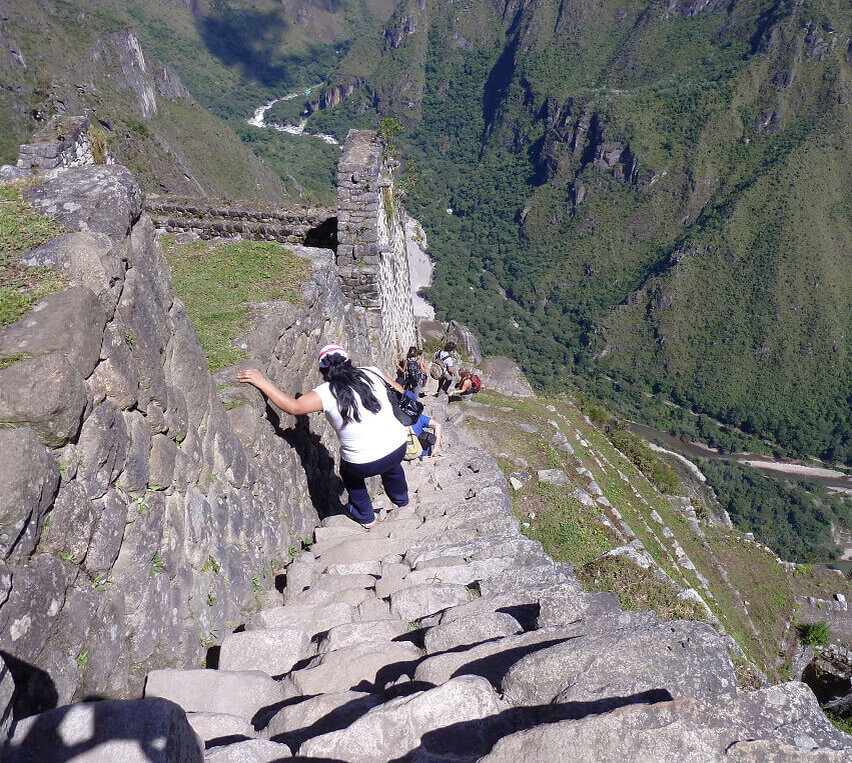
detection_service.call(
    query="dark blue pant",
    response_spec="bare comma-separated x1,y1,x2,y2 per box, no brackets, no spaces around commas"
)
340,443,409,523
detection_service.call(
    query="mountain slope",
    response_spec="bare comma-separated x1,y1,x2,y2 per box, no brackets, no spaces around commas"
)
308,0,852,462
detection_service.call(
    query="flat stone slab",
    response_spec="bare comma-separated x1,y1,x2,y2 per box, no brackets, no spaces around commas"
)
3,698,203,762
317,619,409,653
246,602,356,637
218,628,313,676
186,712,255,745
424,612,524,654
299,676,507,761
390,583,474,622
145,669,286,721
204,739,292,761
287,641,422,695
264,690,380,749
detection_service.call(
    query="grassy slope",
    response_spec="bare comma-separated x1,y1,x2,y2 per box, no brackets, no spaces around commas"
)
461,388,852,684
163,237,311,370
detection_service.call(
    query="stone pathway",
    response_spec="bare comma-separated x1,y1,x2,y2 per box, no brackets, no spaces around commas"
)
9,404,850,761
133,404,852,761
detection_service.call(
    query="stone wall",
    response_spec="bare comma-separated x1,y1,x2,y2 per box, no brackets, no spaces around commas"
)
336,130,417,366
15,115,114,173
145,197,336,248
0,165,369,734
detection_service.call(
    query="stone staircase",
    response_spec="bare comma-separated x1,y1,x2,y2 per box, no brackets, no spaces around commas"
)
129,403,851,762
5,404,851,761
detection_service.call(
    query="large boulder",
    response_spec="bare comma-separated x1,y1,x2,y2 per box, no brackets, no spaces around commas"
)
218,628,313,676
0,428,59,560
500,621,737,707
482,682,852,762
2,698,203,762
0,354,87,447
479,356,535,398
23,165,144,240
22,232,127,318
144,669,286,722
0,287,107,379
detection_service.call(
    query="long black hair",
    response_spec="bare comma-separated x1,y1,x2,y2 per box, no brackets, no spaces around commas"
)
320,354,382,425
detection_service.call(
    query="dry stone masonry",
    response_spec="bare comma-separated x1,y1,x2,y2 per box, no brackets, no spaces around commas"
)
0,162,372,732
12,115,113,175
7,406,849,760
336,130,418,366
145,196,336,247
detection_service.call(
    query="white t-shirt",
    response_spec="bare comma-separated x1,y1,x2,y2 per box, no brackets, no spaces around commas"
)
313,366,407,464
437,351,455,372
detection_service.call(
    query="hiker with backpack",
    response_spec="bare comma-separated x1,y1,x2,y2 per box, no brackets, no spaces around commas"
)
397,346,428,398
453,369,482,401
237,345,409,529
430,341,457,398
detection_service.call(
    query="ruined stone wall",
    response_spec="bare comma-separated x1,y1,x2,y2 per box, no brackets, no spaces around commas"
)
15,115,114,173
336,130,417,367
145,197,336,247
0,165,368,733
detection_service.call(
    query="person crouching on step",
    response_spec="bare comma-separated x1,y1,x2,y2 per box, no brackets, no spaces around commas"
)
237,344,409,529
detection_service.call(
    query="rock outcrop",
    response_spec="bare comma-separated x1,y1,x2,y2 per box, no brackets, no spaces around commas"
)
0,162,375,727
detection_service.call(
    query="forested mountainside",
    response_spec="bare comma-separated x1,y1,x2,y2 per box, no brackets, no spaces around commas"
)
307,0,852,463
0,0,393,201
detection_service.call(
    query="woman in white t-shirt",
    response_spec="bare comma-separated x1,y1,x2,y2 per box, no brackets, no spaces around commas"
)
237,344,408,528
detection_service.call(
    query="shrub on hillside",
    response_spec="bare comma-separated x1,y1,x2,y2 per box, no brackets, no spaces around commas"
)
799,620,831,647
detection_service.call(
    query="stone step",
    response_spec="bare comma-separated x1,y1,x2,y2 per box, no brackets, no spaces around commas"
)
481,682,852,762
144,669,286,721
263,690,381,750
314,537,413,569
316,619,410,653
416,625,577,688
204,739,292,761
389,582,476,622
298,675,507,762
500,621,736,707
281,641,422,697
246,601,357,636
187,712,256,747
424,612,525,654
218,628,314,676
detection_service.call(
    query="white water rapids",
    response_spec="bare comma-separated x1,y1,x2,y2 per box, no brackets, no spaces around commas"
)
247,84,339,145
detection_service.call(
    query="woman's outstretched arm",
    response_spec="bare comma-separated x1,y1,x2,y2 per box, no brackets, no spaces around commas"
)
237,369,323,416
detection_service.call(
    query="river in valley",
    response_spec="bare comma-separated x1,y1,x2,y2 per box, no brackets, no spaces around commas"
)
629,422,852,494
247,85,339,145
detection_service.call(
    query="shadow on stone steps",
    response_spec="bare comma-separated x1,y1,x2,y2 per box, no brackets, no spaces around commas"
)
390,691,674,763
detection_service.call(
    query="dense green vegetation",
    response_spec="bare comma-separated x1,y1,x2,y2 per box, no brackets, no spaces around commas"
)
699,459,852,563
163,238,311,370
306,0,851,467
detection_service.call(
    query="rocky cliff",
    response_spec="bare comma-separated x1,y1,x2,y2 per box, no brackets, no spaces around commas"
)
0,160,378,732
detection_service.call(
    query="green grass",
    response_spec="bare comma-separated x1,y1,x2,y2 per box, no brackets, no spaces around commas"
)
163,238,311,370
0,183,65,327
799,620,831,647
